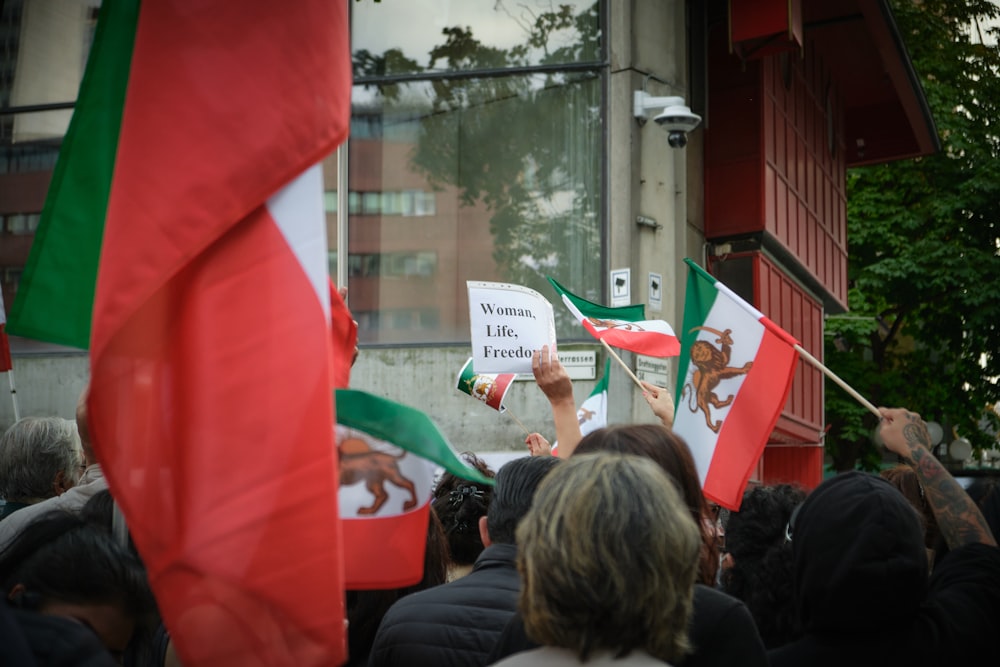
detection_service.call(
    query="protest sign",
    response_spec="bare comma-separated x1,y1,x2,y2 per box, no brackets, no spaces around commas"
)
468,281,556,373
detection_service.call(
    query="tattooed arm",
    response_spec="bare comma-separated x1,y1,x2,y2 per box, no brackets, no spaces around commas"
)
878,407,996,548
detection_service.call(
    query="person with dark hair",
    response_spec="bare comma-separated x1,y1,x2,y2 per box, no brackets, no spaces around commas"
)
368,455,562,667
345,509,450,666
80,489,176,667
492,452,701,666
965,475,1000,537
432,452,495,581
768,407,1000,667
575,424,720,586
0,512,156,664
488,424,766,667
718,483,805,649
880,464,940,557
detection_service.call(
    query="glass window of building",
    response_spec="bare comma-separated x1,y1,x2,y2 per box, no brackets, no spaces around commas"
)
348,0,606,344
1,1,606,350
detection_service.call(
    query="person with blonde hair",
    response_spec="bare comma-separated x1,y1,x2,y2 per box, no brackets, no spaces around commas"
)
492,452,701,666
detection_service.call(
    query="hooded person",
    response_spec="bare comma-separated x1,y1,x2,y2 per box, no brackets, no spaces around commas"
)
768,407,1000,667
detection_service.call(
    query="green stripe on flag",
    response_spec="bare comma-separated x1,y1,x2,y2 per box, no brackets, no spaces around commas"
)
546,276,645,321
335,389,495,486
592,357,611,395
676,259,720,397
7,0,140,348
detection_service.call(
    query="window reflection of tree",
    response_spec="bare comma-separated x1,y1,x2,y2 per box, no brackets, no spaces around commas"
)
352,2,604,339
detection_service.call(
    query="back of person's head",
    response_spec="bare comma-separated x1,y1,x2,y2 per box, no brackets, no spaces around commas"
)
965,476,1000,540
80,489,142,561
517,452,701,664
80,489,117,528
880,464,939,549
431,452,494,566
573,424,718,585
486,455,561,545
346,509,449,665
720,483,805,648
790,471,927,633
0,417,82,502
0,512,155,655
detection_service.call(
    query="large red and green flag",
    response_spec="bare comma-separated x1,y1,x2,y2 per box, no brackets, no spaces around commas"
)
5,0,134,348
456,357,516,412
336,389,494,589
29,2,353,665
673,259,799,510
547,276,680,358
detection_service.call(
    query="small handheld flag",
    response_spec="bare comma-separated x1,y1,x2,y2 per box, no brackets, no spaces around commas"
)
547,276,680,358
456,357,516,413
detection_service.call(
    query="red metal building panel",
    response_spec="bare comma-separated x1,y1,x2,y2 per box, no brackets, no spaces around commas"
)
710,252,824,443
706,30,849,310
762,445,824,490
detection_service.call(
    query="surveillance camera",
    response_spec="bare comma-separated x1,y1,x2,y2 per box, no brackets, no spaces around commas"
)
653,110,702,134
633,91,701,148
667,131,687,148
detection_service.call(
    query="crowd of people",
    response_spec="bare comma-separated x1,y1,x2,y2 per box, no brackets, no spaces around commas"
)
0,347,998,666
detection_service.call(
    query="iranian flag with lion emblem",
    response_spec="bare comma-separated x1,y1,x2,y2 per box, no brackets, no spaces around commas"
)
455,358,516,412
672,259,799,511
336,389,493,589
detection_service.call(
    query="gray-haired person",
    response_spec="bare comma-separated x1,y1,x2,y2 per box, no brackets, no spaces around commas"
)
0,386,109,552
0,417,83,521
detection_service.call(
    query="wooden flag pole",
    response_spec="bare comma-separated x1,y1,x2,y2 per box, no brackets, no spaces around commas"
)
794,344,881,418
504,407,531,436
600,338,646,391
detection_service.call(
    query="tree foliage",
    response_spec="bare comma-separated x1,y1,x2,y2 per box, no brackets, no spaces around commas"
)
826,0,1000,470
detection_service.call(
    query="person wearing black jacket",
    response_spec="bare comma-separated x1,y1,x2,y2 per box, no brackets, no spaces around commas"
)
768,407,1000,667
368,455,561,667
487,424,767,667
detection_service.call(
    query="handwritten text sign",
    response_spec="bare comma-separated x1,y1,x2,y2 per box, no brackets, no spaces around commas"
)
468,281,556,373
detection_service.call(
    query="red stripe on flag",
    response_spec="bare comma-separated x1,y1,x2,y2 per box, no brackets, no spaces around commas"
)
330,280,358,389
760,316,800,348
582,323,681,358
0,325,11,372
86,2,351,665
90,210,345,665
342,505,431,590
701,330,798,510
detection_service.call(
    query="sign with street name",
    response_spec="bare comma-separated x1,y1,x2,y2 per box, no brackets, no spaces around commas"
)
635,354,670,387
514,349,596,381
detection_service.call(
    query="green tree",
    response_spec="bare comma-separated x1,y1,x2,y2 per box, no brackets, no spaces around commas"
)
826,0,1000,471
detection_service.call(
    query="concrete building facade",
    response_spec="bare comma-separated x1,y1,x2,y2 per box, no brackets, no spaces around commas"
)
0,0,935,490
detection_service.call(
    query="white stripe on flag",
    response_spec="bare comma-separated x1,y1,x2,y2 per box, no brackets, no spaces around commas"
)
267,163,330,320
681,297,766,484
